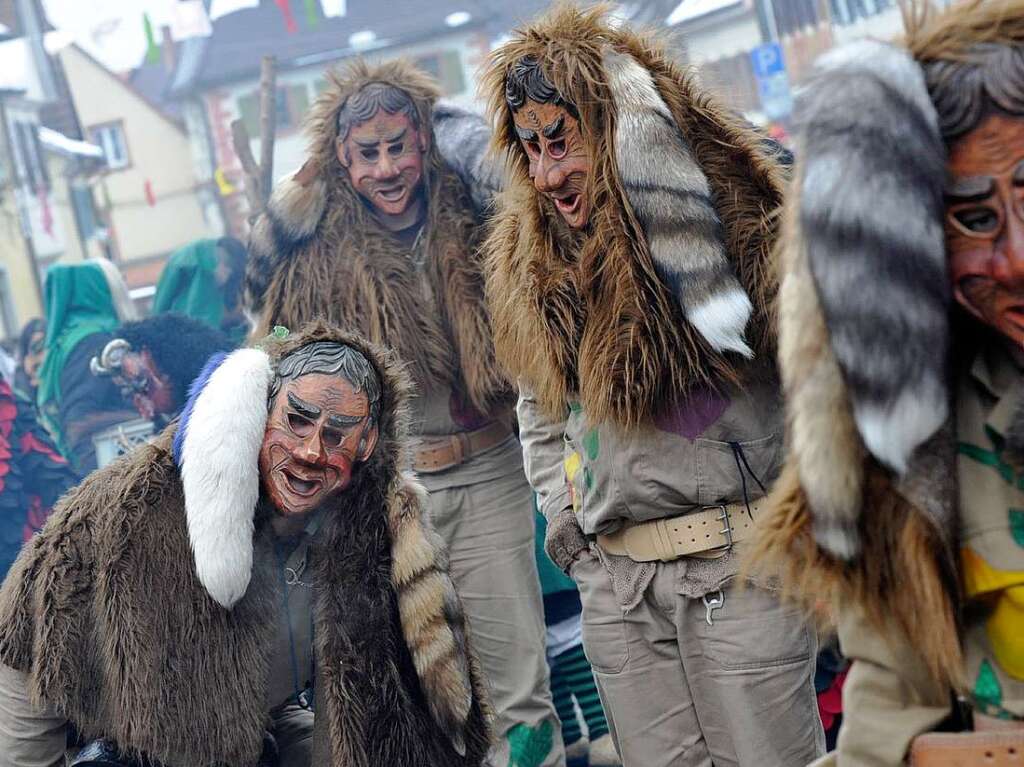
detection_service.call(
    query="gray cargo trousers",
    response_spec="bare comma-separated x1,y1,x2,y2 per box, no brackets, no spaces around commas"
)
572,552,825,767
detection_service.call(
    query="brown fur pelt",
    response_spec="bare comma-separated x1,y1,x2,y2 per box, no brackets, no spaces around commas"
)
247,59,510,416
0,322,491,766
903,0,1024,62
481,4,785,427
747,457,965,691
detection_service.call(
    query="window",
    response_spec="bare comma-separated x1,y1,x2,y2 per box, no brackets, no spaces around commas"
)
89,122,130,171
411,50,466,96
238,84,311,137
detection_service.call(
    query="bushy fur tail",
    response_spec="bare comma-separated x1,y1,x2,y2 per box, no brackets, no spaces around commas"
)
796,40,950,476
604,48,753,358
388,476,480,756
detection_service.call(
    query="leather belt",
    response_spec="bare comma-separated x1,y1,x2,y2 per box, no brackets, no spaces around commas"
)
413,421,511,474
596,503,759,562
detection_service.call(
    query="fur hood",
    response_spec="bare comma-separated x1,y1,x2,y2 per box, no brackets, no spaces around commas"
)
245,59,510,416
749,0,1024,691
0,322,491,766
481,4,785,427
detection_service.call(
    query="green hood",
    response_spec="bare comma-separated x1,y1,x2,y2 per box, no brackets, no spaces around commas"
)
36,262,120,455
152,240,225,330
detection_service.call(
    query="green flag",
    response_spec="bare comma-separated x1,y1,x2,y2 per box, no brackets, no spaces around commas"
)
304,0,320,27
143,13,160,64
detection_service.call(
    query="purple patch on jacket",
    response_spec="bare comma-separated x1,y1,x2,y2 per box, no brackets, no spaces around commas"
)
654,387,730,440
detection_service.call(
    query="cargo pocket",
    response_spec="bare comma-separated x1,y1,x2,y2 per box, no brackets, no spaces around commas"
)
700,577,812,671
572,552,629,675
695,433,781,505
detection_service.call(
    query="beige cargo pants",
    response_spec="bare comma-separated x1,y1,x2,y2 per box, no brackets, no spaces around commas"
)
572,552,825,767
427,467,566,767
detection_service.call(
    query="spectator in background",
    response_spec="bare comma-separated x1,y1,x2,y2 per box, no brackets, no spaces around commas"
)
90,312,235,426
535,509,620,767
0,360,75,578
152,237,250,344
13,319,45,403
36,259,138,478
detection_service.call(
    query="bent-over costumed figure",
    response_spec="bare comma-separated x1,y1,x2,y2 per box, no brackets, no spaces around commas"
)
750,0,1024,764
246,59,564,767
481,6,823,766
0,322,490,767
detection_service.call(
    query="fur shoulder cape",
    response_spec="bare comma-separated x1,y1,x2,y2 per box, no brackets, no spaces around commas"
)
246,59,509,415
481,4,785,427
0,324,491,766
749,0,1024,691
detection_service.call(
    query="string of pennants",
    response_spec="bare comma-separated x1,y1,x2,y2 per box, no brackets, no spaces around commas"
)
144,0,347,62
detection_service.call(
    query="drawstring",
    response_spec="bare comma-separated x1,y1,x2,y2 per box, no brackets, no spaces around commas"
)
728,441,767,520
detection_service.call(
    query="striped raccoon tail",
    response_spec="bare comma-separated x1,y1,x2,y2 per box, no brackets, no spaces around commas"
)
604,47,754,359
780,39,950,560
387,474,479,756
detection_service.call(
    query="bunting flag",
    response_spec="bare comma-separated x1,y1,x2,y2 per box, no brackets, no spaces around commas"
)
275,0,299,33
304,0,320,28
320,0,346,17
144,180,157,207
209,0,260,21
214,167,237,196
143,13,160,64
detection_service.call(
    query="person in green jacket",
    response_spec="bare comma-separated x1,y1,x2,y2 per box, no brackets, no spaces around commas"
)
152,237,249,344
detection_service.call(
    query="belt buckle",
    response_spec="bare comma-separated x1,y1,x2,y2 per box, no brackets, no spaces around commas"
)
704,504,734,553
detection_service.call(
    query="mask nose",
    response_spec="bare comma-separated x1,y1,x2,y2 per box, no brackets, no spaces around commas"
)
993,213,1024,289
533,153,566,195
294,430,325,465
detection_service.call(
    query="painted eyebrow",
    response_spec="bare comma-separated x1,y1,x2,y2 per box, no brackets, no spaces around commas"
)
946,176,995,201
354,137,380,148
287,392,321,419
515,125,538,142
384,128,407,143
326,413,365,429
541,114,565,139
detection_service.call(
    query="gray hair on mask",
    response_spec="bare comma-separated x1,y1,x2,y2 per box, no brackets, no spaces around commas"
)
336,82,419,142
924,43,1024,140
270,341,382,426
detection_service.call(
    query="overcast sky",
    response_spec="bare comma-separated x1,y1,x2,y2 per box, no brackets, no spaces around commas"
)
42,0,179,72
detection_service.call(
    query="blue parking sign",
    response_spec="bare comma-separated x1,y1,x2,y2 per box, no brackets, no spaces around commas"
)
750,42,793,120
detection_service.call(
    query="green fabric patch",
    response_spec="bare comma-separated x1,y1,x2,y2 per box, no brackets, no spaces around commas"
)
1011,509,1024,548
958,441,1024,489
974,659,1003,710
584,429,600,461
569,402,582,415
507,720,554,767
583,467,594,492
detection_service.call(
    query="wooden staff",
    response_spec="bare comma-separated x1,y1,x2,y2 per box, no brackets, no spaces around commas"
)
230,55,277,222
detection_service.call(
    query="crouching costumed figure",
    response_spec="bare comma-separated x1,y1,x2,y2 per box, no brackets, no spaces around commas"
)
0,322,490,767
751,0,1024,764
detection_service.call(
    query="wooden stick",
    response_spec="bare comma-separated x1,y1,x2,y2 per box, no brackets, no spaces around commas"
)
230,118,262,218
258,55,277,208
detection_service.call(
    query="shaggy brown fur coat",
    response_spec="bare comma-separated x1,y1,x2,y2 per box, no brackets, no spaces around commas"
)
246,60,510,416
0,324,491,766
748,1,1024,691
481,5,785,427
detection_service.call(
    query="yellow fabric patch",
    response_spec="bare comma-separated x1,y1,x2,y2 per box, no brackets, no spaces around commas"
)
564,452,581,513
962,547,1024,680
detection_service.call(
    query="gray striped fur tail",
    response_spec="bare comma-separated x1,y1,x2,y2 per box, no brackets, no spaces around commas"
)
604,48,754,358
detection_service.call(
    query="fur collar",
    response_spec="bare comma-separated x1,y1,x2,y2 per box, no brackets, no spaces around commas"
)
0,323,491,765
481,5,784,427
246,60,510,416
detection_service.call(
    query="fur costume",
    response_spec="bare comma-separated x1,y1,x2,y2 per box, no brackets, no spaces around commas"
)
0,323,491,766
246,60,510,416
481,4,786,428
748,0,1024,691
